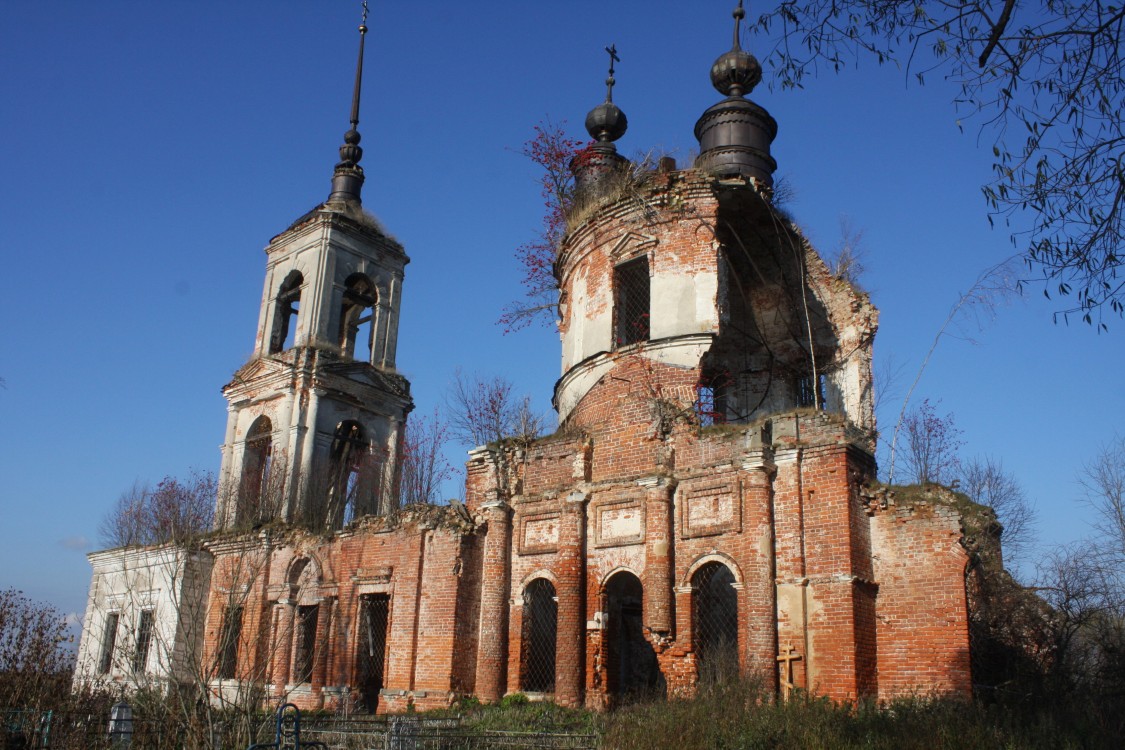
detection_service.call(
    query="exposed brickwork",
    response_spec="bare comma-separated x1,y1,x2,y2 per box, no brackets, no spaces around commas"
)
194,171,973,713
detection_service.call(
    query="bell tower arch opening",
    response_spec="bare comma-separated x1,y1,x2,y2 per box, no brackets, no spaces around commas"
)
239,416,274,525
325,420,372,529
269,271,303,354
338,273,377,362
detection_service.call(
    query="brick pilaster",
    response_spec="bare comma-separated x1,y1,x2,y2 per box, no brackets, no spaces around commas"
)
475,498,512,702
555,491,587,707
643,479,675,635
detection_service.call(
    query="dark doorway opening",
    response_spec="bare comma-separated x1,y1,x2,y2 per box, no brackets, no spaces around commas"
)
692,562,739,686
605,571,663,702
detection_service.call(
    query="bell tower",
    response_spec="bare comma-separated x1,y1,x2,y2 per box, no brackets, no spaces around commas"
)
216,9,412,531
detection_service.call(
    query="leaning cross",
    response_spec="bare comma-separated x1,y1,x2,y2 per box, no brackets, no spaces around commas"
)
776,642,802,699
606,44,620,71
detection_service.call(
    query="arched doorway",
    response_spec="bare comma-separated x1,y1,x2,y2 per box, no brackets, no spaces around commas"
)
520,578,557,693
691,561,738,686
604,571,662,701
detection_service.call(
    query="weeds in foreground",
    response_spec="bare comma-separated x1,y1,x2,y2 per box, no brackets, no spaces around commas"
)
602,680,1105,750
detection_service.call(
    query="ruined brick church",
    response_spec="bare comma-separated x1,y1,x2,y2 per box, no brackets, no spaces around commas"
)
75,6,974,713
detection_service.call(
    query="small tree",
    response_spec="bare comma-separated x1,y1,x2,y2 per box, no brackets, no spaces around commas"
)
958,455,1036,565
447,370,546,447
400,409,455,506
1080,434,1125,564
499,121,585,333
99,470,216,548
0,589,74,710
899,398,963,486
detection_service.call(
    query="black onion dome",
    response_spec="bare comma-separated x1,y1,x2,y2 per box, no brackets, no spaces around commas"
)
585,100,628,143
694,2,777,186
710,47,762,97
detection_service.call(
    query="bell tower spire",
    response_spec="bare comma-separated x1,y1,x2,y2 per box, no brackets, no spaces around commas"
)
328,1,370,204
217,2,412,533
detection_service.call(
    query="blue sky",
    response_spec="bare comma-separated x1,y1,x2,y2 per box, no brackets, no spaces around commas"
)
2,1,1121,626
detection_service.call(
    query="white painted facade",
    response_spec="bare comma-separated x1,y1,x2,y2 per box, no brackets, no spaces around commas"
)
73,545,213,693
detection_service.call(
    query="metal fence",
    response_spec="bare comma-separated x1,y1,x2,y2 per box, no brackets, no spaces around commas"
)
1,709,599,750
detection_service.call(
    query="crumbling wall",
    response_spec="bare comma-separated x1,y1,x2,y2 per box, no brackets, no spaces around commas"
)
555,172,877,442
869,490,973,699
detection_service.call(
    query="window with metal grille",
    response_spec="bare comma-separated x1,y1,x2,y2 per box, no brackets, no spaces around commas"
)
696,369,733,426
99,613,119,674
796,372,827,409
218,606,242,679
355,594,390,714
614,257,650,347
294,605,319,684
133,610,154,674
692,562,738,686
520,579,557,693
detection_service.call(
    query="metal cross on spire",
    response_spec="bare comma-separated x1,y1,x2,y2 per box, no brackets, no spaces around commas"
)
604,44,620,103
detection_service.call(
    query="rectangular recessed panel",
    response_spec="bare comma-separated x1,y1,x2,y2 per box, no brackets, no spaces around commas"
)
520,513,560,554
682,481,741,538
595,501,644,547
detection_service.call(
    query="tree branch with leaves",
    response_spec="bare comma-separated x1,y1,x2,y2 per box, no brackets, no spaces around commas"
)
755,0,1125,326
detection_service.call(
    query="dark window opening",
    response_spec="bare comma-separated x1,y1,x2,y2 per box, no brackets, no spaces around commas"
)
614,257,650,347
796,373,827,409
269,271,303,353
241,416,273,521
338,274,377,362
133,610,154,674
218,606,242,680
355,594,390,714
692,562,739,687
99,613,119,675
520,579,557,693
605,572,663,702
294,605,319,684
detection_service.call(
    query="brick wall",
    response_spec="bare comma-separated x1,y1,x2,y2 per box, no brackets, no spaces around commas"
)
869,495,973,698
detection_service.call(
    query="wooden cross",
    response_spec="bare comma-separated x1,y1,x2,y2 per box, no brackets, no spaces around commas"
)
776,642,802,699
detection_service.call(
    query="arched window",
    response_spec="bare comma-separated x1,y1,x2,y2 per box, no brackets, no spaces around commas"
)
241,416,273,521
338,274,377,361
692,562,738,686
269,271,303,353
520,578,557,693
326,420,369,528
604,571,662,701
